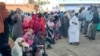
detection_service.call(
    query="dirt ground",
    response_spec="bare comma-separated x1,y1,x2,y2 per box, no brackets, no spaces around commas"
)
47,32,100,56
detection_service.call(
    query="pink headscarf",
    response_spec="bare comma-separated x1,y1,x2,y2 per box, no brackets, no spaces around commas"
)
22,32,33,46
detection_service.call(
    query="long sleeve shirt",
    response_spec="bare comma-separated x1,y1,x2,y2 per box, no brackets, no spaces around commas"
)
84,10,93,22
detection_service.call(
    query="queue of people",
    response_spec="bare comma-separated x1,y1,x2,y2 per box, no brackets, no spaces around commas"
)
0,2,100,56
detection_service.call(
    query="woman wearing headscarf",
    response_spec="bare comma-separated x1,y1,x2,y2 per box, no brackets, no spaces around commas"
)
29,14,37,29
0,2,13,56
12,8,23,40
29,13,42,36
38,13,46,38
62,12,69,38
23,29,34,46
46,18,55,44
53,14,61,40
9,10,16,37
33,14,42,35
22,29,35,56
22,14,32,34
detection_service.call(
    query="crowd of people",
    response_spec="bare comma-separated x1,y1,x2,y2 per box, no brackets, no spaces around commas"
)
0,2,100,56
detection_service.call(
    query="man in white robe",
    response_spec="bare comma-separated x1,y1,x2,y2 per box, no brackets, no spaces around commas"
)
68,13,80,45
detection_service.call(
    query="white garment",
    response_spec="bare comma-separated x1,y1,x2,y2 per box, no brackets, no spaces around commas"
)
11,38,24,56
68,16,80,43
39,49,44,56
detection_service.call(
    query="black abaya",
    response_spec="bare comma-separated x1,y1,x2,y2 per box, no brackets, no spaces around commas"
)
0,15,13,56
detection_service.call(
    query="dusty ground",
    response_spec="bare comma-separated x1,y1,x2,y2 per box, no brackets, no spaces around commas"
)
47,32,100,56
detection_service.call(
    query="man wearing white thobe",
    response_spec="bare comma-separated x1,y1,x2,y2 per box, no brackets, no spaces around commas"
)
68,13,80,45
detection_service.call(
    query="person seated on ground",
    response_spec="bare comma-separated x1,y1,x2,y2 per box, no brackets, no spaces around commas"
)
22,29,34,56
22,29,44,56
34,31,44,46
31,31,45,56
11,37,29,56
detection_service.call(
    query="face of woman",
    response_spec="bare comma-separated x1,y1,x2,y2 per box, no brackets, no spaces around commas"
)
27,34,33,40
